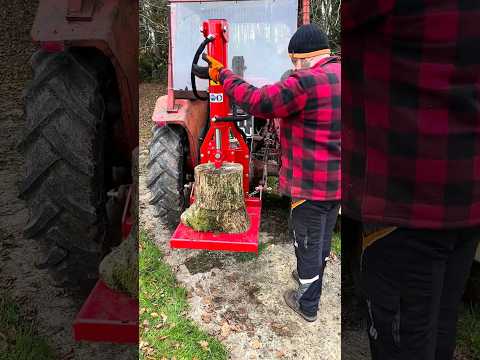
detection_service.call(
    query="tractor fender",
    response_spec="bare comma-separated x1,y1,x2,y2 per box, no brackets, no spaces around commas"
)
152,95,208,173
31,0,139,154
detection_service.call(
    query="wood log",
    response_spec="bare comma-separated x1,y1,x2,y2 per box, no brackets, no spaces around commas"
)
181,162,250,233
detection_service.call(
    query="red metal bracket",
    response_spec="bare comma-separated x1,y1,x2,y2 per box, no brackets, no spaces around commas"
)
121,186,133,239
67,0,95,21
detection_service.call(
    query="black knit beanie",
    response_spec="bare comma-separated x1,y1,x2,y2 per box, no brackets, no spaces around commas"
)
288,24,330,59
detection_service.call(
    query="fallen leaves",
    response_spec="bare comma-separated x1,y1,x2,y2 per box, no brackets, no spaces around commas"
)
161,313,168,323
139,340,156,358
250,338,262,349
201,312,212,323
220,321,231,338
198,340,209,351
270,322,292,337
202,296,213,306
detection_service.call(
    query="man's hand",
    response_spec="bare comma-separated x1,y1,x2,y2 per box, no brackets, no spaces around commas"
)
192,54,225,82
203,54,224,82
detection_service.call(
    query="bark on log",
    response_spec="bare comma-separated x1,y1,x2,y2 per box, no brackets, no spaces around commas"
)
99,148,139,298
181,162,250,233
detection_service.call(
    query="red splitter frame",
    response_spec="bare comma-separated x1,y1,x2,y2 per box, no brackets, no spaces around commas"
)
171,197,261,252
170,19,260,253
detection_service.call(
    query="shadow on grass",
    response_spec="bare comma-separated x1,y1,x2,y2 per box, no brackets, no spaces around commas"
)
139,230,228,360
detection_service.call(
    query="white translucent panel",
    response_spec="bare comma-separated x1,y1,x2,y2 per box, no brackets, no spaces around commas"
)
171,0,298,91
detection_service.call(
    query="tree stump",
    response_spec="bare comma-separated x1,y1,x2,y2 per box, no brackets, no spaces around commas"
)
181,162,250,233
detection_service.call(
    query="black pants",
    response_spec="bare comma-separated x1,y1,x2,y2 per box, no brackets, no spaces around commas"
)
362,228,479,360
289,200,340,316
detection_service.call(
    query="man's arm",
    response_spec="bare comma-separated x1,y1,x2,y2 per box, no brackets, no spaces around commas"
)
219,69,308,119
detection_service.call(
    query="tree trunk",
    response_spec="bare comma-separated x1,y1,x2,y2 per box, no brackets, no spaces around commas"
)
181,162,250,233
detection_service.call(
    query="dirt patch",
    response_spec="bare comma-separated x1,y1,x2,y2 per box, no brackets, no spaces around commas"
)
139,82,166,149
184,251,227,274
0,3,135,359
259,194,290,244
139,83,341,359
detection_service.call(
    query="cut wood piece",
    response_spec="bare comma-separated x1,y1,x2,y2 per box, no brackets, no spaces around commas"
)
181,162,250,233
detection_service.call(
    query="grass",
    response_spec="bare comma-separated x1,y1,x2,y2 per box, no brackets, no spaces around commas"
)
457,303,480,359
0,294,55,360
331,231,341,257
139,230,228,360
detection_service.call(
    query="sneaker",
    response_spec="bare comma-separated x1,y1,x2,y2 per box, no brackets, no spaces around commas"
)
291,269,300,286
283,290,317,322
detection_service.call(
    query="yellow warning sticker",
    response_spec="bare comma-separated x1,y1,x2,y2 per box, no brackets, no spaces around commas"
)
210,80,220,86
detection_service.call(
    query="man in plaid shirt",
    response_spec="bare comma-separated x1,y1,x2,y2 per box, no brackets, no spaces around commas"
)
194,24,340,322
342,1,480,359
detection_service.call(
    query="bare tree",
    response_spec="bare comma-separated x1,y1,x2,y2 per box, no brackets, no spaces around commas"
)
139,0,169,79
310,0,341,52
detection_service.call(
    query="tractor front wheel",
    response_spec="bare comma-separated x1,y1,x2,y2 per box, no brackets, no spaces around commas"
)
147,125,187,228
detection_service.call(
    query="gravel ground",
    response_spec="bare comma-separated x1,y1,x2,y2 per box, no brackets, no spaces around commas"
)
139,83,341,359
0,2,135,358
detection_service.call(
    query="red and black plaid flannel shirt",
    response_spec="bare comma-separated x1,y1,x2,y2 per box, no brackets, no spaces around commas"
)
219,56,341,201
342,1,480,228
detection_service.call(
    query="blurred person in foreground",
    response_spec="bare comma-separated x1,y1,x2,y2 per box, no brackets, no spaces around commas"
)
342,1,480,359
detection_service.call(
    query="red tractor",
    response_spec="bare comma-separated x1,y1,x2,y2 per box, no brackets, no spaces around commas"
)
20,1,139,343
21,0,138,288
149,0,311,251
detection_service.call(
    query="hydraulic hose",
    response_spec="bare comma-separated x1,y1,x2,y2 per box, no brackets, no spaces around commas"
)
191,35,215,101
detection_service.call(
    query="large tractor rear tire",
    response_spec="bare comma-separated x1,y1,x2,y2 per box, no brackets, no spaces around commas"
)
19,50,106,288
147,125,186,228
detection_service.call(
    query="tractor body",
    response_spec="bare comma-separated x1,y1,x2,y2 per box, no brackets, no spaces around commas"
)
149,0,310,237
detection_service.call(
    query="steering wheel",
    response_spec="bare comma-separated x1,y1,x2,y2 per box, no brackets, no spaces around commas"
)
191,35,215,101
